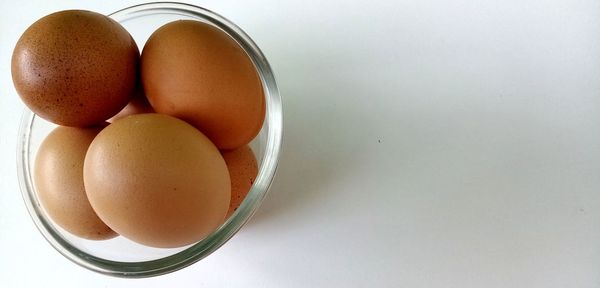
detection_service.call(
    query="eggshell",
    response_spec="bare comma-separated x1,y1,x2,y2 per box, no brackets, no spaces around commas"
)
222,146,258,218
34,125,117,240
107,86,154,122
141,20,265,150
84,114,231,248
11,10,139,127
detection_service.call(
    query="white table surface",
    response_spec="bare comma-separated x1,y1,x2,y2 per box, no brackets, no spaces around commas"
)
2,0,600,287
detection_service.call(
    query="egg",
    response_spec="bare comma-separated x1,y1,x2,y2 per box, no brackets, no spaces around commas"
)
11,10,139,127
141,20,265,150
108,86,154,122
34,125,117,240
222,146,258,218
84,114,231,248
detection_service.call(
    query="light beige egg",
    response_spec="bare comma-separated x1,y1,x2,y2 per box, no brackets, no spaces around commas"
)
34,125,117,240
84,114,231,248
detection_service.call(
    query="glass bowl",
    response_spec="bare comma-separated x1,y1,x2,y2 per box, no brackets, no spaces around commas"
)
16,2,282,278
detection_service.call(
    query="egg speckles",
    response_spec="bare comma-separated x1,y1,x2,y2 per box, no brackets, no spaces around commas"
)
12,10,139,127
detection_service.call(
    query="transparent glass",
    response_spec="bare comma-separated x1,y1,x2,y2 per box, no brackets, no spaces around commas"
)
16,2,282,278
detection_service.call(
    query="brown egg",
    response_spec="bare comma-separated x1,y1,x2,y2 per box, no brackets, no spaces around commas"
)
34,125,117,240
141,20,265,150
222,146,258,218
12,10,139,127
84,114,231,248
107,86,154,122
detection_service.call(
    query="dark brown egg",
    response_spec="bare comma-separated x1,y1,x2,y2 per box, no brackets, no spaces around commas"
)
11,10,139,127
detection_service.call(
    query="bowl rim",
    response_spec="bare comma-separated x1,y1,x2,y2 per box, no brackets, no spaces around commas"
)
16,1,282,278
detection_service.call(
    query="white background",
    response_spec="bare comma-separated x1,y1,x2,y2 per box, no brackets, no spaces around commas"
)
2,0,600,287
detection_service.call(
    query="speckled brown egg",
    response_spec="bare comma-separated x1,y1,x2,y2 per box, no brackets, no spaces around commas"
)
222,145,258,218
11,10,139,127
84,114,231,248
141,20,265,150
34,125,117,240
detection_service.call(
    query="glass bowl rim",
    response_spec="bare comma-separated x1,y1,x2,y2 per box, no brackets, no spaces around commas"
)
16,1,282,278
